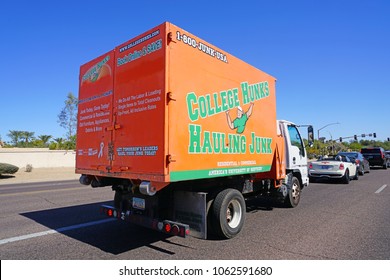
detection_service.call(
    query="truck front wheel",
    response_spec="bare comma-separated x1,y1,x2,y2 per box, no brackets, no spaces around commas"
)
211,189,246,239
285,177,301,208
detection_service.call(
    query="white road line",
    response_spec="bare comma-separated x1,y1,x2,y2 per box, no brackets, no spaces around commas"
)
0,186,87,197
375,184,388,194
0,218,114,245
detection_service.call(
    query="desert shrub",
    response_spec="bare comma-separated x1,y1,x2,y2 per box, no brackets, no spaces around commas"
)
0,163,19,175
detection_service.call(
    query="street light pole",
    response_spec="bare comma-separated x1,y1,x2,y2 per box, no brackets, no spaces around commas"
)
317,122,340,140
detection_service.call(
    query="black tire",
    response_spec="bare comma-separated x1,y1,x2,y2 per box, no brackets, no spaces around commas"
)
342,169,350,184
354,169,359,180
211,189,246,239
285,176,301,208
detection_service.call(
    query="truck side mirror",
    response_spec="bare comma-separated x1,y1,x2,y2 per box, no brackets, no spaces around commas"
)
308,125,314,147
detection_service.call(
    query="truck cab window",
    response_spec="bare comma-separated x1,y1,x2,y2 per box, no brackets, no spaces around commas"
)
288,125,304,156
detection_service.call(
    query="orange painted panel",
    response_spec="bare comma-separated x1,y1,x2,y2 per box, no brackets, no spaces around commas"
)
167,23,277,181
76,50,115,171
111,23,167,177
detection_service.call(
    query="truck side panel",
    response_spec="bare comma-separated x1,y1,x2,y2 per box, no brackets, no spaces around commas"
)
167,23,277,182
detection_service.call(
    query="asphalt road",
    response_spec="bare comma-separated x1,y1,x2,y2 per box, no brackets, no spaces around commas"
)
0,169,389,260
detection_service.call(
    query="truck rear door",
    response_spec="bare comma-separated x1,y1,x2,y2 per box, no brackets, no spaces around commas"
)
76,51,115,171
110,23,167,177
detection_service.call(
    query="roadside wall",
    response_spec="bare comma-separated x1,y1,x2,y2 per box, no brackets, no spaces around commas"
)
0,148,75,168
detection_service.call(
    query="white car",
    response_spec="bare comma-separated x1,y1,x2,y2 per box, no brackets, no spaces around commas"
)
309,155,358,184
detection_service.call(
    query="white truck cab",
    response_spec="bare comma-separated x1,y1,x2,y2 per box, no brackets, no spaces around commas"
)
278,120,311,188
276,120,313,207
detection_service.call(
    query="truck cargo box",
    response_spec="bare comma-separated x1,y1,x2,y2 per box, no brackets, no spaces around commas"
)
76,22,277,192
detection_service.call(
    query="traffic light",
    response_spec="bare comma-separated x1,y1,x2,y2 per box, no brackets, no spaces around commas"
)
354,135,357,141
387,137,390,142
307,125,314,146
373,133,376,138
339,137,342,142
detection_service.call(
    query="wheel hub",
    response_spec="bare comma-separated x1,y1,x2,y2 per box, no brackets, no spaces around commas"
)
226,200,242,228
291,183,300,200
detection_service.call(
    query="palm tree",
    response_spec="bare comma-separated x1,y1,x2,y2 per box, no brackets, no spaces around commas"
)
7,130,23,146
21,131,35,147
53,137,64,149
20,131,35,146
38,135,52,147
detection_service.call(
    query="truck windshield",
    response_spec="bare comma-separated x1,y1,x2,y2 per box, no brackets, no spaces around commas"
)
288,125,304,156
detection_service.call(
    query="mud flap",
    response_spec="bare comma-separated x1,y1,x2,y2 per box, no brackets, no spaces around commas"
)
174,191,207,239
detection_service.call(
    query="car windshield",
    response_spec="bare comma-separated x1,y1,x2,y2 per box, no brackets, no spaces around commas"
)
319,155,349,162
338,152,358,158
361,148,380,153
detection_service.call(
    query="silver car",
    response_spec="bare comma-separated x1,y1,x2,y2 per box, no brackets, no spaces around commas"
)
309,155,358,184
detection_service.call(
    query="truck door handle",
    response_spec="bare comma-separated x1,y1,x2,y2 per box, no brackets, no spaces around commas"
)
293,157,296,164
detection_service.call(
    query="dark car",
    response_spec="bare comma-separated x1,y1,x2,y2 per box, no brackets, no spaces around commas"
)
337,152,370,175
360,147,388,169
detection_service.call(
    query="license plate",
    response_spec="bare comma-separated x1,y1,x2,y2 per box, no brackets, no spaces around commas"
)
321,165,331,169
132,197,145,210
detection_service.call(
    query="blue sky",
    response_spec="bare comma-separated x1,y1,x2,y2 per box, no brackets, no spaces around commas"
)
0,0,389,143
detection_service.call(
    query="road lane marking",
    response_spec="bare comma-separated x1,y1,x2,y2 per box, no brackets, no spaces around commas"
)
0,180,79,191
375,184,387,194
0,186,88,197
0,218,114,245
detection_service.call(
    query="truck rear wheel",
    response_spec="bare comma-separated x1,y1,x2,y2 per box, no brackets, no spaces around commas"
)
285,176,301,208
211,189,245,239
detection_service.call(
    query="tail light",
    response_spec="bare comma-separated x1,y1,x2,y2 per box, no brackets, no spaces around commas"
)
157,221,190,237
309,163,313,169
339,163,345,170
355,159,360,165
164,223,171,233
171,225,180,235
100,205,190,238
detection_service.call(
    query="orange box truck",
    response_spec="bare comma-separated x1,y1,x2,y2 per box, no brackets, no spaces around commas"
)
76,22,314,239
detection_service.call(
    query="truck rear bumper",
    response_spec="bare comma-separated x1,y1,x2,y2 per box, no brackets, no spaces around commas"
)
100,205,190,238
309,172,343,179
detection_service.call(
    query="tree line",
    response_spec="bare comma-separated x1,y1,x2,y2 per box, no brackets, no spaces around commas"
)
306,139,390,159
0,93,78,150
2,131,76,150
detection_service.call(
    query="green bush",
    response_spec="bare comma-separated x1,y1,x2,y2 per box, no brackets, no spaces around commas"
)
0,163,19,175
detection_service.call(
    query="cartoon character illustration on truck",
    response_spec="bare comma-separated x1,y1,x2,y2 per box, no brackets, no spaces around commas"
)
225,102,254,134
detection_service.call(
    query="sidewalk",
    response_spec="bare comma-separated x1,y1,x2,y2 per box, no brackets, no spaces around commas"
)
0,167,80,185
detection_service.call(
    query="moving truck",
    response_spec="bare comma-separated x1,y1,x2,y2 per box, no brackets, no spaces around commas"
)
76,22,314,239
